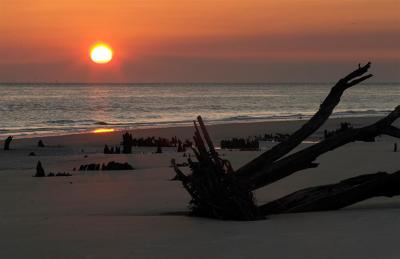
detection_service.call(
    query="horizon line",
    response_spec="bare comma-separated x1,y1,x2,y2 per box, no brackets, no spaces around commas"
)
1,81,399,85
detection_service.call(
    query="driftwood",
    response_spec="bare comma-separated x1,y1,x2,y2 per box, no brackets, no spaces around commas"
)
104,145,121,154
121,133,192,150
122,133,133,154
220,133,290,150
34,161,73,177
260,171,400,214
172,63,400,220
102,161,133,170
78,161,134,171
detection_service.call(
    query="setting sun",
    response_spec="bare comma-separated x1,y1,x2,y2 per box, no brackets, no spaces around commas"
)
90,43,113,64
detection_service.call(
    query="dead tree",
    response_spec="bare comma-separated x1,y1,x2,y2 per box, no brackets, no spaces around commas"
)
260,171,400,214
172,63,400,220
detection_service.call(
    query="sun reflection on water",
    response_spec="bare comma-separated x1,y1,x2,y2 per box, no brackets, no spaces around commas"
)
93,128,115,133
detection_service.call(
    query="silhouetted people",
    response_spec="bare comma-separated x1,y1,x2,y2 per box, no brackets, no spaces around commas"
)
395,143,398,153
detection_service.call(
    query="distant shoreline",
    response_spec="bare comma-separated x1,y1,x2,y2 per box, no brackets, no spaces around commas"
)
1,82,399,85
1,112,392,140
6,115,394,145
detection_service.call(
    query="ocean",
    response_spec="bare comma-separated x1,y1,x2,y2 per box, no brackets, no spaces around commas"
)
1,83,399,138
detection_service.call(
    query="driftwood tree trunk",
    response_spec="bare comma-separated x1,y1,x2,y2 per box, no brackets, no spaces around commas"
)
172,63,400,220
260,171,400,214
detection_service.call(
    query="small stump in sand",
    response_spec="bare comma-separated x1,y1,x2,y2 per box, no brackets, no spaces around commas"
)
78,161,134,171
4,136,13,151
35,161,46,177
38,140,45,148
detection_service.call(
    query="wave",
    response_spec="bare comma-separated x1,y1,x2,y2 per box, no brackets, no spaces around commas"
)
216,109,391,123
94,121,109,125
215,114,305,123
47,119,113,126
47,119,77,124
2,108,393,139
220,115,255,121
333,109,391,116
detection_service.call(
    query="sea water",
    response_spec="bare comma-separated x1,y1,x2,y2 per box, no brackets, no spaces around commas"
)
0,83,399,138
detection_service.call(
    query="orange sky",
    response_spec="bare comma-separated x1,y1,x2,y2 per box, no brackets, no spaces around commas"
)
0,0,399,82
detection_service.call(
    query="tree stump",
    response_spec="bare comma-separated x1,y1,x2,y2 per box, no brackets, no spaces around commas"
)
4,136,13,150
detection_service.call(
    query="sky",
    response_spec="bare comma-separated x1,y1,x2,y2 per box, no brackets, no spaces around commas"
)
0,0,399,83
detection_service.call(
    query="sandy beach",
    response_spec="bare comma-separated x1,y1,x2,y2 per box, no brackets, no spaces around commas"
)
1,117,399,258
2,0,399,257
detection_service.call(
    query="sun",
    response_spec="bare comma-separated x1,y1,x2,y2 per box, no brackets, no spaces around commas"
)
90,43,113,64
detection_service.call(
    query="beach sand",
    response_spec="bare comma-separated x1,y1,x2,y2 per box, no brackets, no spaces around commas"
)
1,117,400,258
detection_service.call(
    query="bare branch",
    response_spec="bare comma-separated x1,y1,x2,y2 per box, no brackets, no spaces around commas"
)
247,106,400,190
347,74,373,87
197,116,220,164
236,63,373,178
383,126,400,138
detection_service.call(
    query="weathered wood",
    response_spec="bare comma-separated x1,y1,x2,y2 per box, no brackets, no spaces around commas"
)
236,63,372,178
383,126,400,138
172,63,400,220
260,171,400,214
172,117,260,220
193,121,209,160
122,132,133,154
247,106,400,190
197,116,219,162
